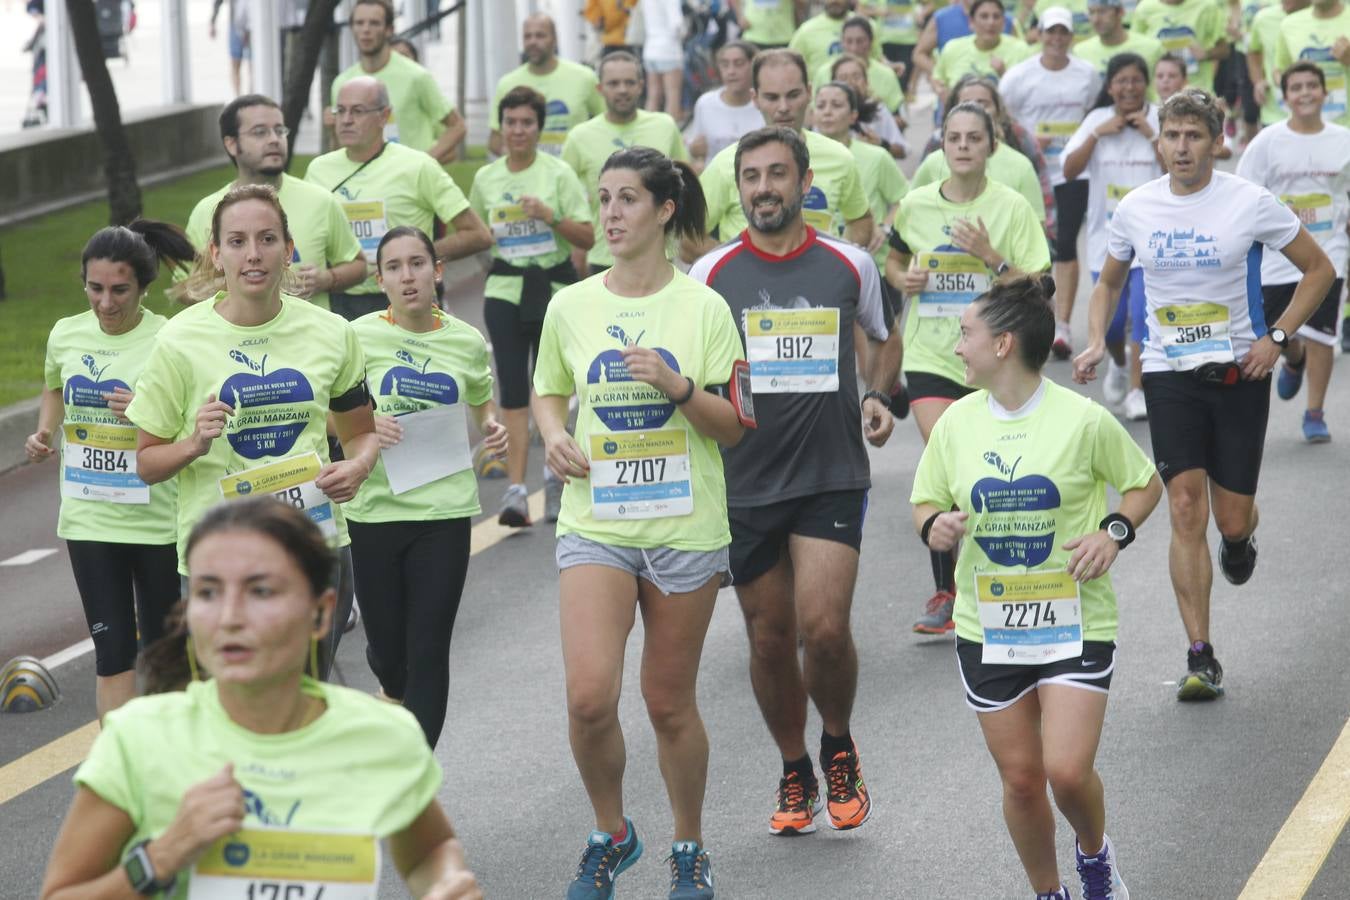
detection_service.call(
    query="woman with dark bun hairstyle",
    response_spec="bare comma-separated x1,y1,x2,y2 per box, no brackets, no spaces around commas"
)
25,219,194,718
910,275,1162,900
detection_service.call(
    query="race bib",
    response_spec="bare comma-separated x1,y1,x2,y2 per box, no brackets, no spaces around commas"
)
490,204,559,260
61,423,149,504
1325,68,1347,117
1155,302,1234,370
1281,193,1333,233
589,430,693,520
190,827,378,900
743,308,840,393
539,131,567,155
884,10,915,32
1105,183,1133,222
977,571,1083,665
219,452,337,540
1036,121,1078,157
341,200,388,264
917,251,992,317
383,120,400,144
1160,35,1200,75
802,208,836,234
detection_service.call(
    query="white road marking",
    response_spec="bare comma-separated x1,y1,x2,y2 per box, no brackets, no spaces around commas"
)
0,548,57,566
41,638,95,670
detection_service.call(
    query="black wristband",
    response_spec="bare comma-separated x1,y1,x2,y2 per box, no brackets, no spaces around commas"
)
862,389,892,411
920,511,941,547
672,377,696,405
1099,512,1136,549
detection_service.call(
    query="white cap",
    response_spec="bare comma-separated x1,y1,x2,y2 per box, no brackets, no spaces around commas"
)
1039,7,1075,32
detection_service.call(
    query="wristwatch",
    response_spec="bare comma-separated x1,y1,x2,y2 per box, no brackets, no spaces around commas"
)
1269,327,1289,348
862,389,892,410
1100,513,1136,550
994,260,1011,277
122,840,176,896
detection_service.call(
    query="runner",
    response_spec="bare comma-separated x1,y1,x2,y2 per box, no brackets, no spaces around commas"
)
346,226,509,746
913,0,1022,94
911,275,1162,900
931,0,1034,99
40,497,482,900
861,0,923,94
127,184,380,678
306,77,492,321
1062,52,1164,421
1077,0,1164,87
330,0,466,161
691,125,899,837
1274,0,1350,128
727,0,802,50
25,221,193,719
686,41,764,172
561,51,688,277
790,0,863,73
813,16,906,119
1073,89,1335,701
533,147,742,900
1246,0,1306,130
1035,0,1094,41
1130,0,1230,101
489,13,605,158
696,49,873,250
1236,62,1350,442
998,6,1101,359
183,94,366,312
828,53,909,157
470,87,593,526
887,100,1050,634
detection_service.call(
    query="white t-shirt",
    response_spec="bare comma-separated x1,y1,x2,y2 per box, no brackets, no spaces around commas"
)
1064,105,1164,270
685,89,766,163
1235,119,1350,284
640,0,685,63
859,109,908,155
1107,170,1302,373
999,54,1101,186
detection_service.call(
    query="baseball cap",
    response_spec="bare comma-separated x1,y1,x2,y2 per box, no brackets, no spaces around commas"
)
1087,0,1124,8
1039,6,1075,30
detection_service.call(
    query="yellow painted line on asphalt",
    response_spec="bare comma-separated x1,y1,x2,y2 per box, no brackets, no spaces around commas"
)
0,490,544,807
1239,718,1350,899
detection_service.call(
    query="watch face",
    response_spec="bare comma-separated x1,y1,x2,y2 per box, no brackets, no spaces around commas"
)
124,853,150,886
1107,521,1129,541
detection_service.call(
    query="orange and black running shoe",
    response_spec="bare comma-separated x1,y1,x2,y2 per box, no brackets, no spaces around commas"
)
821,744,872,830
769,770,819,835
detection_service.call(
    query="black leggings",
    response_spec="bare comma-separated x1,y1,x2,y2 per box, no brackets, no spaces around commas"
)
483,297,543,410
348,517,472,746
67,540,180,676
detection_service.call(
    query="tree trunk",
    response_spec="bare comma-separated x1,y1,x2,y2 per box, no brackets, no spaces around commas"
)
64,0,141,225
282,0,345,168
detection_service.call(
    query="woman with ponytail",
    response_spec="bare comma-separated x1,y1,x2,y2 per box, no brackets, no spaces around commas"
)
532,147,743,899
910,276,1161,900
25,220,194,717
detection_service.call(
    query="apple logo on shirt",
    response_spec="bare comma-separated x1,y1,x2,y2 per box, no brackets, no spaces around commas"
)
221,349,315,459
586,324,682,431
64,354,129,408
380,349,459,406
969,451,1061,567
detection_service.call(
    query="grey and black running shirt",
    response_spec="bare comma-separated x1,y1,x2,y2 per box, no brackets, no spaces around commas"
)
689,228,890,507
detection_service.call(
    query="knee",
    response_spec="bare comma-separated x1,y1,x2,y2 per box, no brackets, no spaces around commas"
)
1000,764,1048,805
1045,761,1094,801
567,685,619,731
1214,505,1255,542
799,616,852,660
744,612,797,662
1167,485,1208,535
641,685,697,735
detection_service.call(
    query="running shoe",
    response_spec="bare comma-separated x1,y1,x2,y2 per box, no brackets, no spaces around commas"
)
821,743,872,830
545,471,565,522
1075,834,1130,899
1218,534,1257,585
912,590,956,635
1102,357,1129,407
497,483,531,528
1122,388,1148,421
667,841,714,899
1176,647,1224,701
1052,321,1073,360
567,819,643,900
769,771,820,835
1276,358,1305,400
1037,889,1073,900
1303,409,1331,444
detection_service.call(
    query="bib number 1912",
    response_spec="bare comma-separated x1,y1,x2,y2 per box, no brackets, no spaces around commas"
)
775,336,814,359
245,883,325,900
1002,601,1057,628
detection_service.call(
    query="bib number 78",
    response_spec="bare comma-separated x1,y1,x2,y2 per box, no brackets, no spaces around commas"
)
1002,601,1058,628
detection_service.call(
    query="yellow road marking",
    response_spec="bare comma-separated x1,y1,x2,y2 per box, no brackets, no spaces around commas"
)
0,490,545,807
1239,718,1350,899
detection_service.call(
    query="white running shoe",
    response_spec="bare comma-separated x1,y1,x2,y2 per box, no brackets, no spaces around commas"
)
1076,834,1129,900
1103,358,1129,407
1122,388,1148,421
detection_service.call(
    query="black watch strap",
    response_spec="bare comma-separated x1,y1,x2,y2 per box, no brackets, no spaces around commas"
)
862,389,892,410
123,840,176,896
1100,512,1136,550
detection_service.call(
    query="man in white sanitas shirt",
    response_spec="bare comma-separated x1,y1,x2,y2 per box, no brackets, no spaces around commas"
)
1073,88,1335,704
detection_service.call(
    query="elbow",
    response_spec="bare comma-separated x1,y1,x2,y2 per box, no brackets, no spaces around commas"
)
719,422,747,448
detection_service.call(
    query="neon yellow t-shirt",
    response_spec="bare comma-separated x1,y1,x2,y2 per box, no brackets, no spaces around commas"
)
933,34,1035,88
126,294,367,570
469,152,593,304
1131,0,1227,90
1275,6,1350,127
489,59,606,156
560,110,689,268
183,174,364,311
304,141,472,294
815,56,905,112
1248,5,1289,125
743,0,799,45
910,380,1156,643
844,136,910,269
790,12,854,73
872,0,922,46
346,310,493,523
910,142,1048,224
1036,0,1094,42
1075,32,1165,85
75,677,440,900
894,180,1050,385
700,128,870,238
331,52,454,155
532,267,742,550
43,310,177,544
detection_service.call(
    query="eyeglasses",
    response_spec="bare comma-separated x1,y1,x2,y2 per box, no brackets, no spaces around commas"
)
244,125,290,139
331,105,387,118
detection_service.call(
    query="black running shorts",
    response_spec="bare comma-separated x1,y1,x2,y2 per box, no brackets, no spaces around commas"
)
1141,370,1270,495
1262,278,1344,348
729,489,868,584
906,370,975,403
957,637,1116,712
1053,180,1090,263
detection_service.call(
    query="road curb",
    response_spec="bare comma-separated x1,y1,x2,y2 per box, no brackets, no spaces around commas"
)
0,397,39,477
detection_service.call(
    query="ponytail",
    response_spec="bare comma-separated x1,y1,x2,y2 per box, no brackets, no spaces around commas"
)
81,220,194,290
974,274,1056,370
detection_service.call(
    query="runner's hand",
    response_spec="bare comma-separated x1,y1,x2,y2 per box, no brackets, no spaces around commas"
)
866,227,889,256
927,511,968,552
152,764,245,875
543,431,590,484
423,871,484,900
1334,36,1350,66
25,429,55,462
862,397,894,447
191,394,235,457
901,259,930,295
1094,113,1129,139
1063,530,1119,582
316,459,370,503
1072,343,1105,384
519,196,554,224
949,217,995,267
103,386,134,422
480,417,509,458
373,414,404,449
1240,335,1281,380
621,344,681,396
1252,80,1268,107
291,263,323,299
1123,110,1155,140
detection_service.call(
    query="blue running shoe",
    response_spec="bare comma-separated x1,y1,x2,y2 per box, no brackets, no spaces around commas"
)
566,818,643,900
1303,409,1331,443
667,841,714,899
1277,359,1305,400
1037,888,1073,899
1076,834,1129,899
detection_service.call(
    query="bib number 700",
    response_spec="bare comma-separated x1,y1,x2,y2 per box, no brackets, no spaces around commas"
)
1002,601,1058,629
614,458,666,484
245,884,325,900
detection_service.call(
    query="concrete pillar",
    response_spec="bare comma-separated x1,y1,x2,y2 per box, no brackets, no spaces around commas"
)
162,0,191,105
249,0,284,102
45,0,83,128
